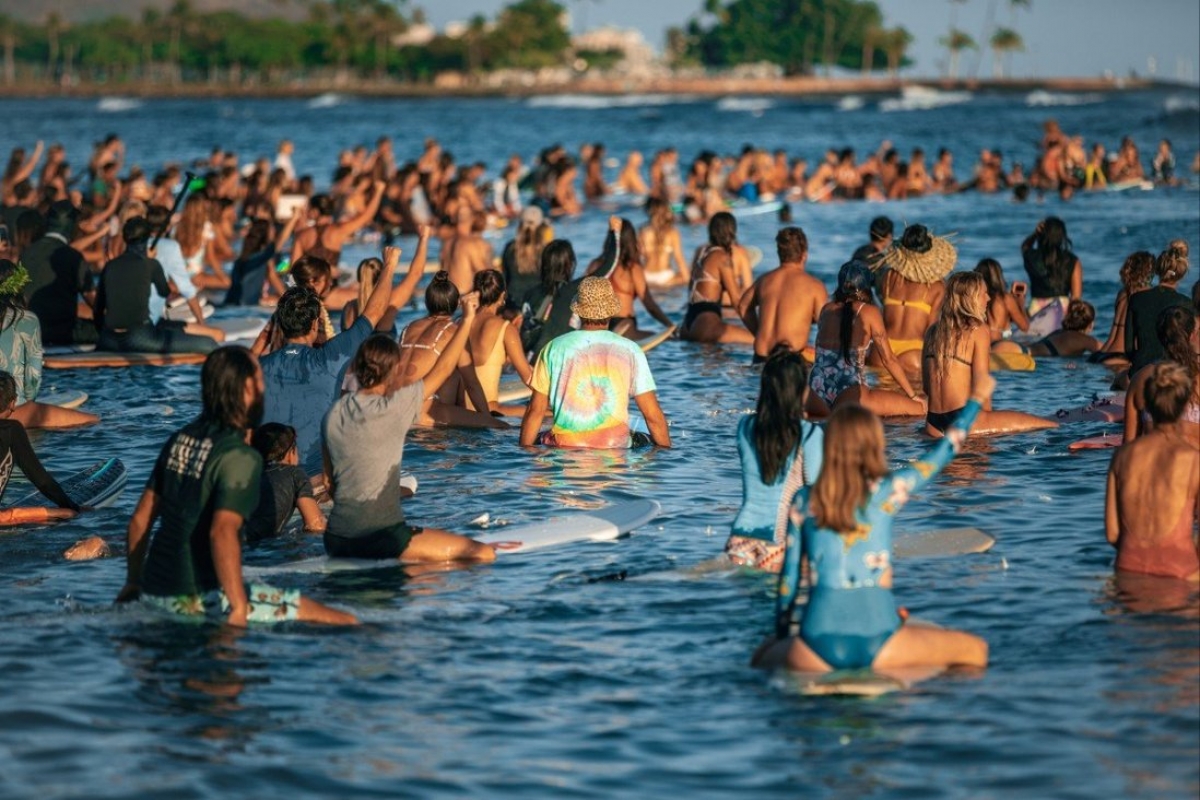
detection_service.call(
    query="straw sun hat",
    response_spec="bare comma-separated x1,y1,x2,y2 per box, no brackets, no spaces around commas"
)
571,276,621,321
880,224,958,284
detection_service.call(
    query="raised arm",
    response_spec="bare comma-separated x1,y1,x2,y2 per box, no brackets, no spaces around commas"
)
336,180,386,237
359,243,405,330
1069,259,1083,301
587,216,623,279
419,292,478,399
386,225,432,310
10,141,43,186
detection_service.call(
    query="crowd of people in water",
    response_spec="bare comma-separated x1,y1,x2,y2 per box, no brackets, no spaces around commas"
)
0,122,1196,680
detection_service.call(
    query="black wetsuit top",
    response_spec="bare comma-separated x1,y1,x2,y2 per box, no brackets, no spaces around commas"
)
95,246,170,331
21,234,93,346
0,419,78,510
1125,285,1191,373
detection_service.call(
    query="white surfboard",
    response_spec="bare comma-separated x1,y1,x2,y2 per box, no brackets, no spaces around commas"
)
211,316,267,341
37,390,89,409
44,344,98,355
893,527,994,559
245,499,661,577
163,300,216,322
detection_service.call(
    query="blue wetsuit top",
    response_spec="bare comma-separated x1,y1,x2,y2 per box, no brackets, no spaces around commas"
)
731,415,824,543
774,399,981,669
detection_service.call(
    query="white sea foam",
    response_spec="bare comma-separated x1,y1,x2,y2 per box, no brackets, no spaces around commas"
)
1025,90,1104,107
1164,95,1200,113
715,96,774,113
525,93,694,109
97,97,142,112
306,92,347,109
836,95,865,111
879,85,972,112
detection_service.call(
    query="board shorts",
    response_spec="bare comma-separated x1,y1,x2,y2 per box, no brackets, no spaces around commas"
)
323,521,422,559
144,583,301,624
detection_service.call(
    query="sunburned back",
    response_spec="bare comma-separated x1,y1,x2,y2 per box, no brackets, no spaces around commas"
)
1111,435,1200,580
883,272,943,341
398,315,457,382
755,267,826,356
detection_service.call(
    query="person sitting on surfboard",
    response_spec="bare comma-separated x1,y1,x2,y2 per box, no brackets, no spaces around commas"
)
737,227,827,364
922,272,1056,437
0,371,82,526
725,346,824,571
752,373,996,675
244,423,324,545
605,217,674,341
260,243,426,471
873,224,951,375
519,277,670,449
1106,362,1200,581
1027,300,1102,358
116,347,356,626
322,322,502,565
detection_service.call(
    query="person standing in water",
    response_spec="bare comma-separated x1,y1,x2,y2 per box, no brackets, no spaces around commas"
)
738,226,828,363
680,212,754,345
1106,363,1199,581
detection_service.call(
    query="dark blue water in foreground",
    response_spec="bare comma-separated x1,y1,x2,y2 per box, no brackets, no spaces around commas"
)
2,88,1199,799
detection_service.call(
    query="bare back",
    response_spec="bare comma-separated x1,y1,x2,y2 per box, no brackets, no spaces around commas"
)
750,265,828,358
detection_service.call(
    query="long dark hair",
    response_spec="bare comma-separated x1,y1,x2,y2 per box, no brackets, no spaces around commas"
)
833,260,873,361
707,212,737,254
539,239,577,294
199,346,260,431
1033,216,1074,290
616,217,640,270
352,334,401,390
973,258,1006,303
1157,306,1197,381
754,345,810,484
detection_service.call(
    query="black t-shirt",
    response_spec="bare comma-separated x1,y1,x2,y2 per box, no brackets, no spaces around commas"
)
96,249,170,331
140,421,262,597
21,234,92,346
243,462,314,544
0,419,78,510
1125,285,1191,373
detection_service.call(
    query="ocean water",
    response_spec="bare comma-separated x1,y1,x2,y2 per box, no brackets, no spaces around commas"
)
2,88,1199,799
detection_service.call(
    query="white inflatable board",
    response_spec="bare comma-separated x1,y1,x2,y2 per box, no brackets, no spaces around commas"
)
44,344,98,355
245,499,661,577
893,527,994,559
163,301,216,322
38,390,89,409
211,316,267,341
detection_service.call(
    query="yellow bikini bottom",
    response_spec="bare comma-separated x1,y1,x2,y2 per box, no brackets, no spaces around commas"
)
888,338,924,356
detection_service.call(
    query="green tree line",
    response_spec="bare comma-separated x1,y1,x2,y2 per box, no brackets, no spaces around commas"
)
0,0,944,87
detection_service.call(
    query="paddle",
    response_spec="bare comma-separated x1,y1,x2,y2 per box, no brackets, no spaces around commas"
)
150,171,199,250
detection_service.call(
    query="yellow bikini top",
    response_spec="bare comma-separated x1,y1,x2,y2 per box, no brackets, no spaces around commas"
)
883,296,933,315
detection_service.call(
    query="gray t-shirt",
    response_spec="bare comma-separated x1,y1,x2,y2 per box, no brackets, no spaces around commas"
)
322,382,423,537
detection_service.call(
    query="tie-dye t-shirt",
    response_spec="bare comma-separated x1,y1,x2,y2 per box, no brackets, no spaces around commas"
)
531,328,656,448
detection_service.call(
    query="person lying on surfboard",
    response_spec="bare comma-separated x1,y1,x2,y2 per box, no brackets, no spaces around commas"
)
752,373,996,675
0,371,82,526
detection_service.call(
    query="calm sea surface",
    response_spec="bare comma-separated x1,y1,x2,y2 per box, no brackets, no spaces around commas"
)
1,88,1198,799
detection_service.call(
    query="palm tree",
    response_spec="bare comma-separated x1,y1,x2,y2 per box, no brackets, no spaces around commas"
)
989,27,1023,77
45,11,67,82
139,8,160,81
166,0,194,84
367,1,402,79
882,26,913,78
860,24,880,74
939,28,977,79
0,14,17,86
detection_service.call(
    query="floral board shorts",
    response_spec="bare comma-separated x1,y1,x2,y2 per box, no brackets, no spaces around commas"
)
144,582,302,624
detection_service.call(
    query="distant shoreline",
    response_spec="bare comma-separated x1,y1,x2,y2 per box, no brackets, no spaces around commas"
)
0,75,1186,100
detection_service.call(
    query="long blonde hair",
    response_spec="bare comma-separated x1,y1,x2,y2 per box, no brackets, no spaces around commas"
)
926,271,987,378
514,220,548,276
810,404,888,533
356,257,382,311
175,195,208,256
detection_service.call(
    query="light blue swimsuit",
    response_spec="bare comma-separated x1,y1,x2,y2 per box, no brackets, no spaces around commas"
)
774,399,981,669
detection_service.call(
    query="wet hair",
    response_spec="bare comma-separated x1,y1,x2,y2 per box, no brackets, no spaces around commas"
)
0,371,15,409
811,404,887,533
973,258,1006,303
869,216,893,241
1032,216,1074,289
753,345,810,484
1155,247,1189,284
776,226,808,263
275,286,323,339
199,346,260,431
1061,299,1095,332
122,216,152,245
352,334,401,390
13,210,45,250
707,212,737,253
927,272,987,378
1156,306,1197,381
290,255,333,291
252,422,297,463
355,257,382,311
0,260,28,332
473,268,506,307
241,219,273,258
834,260,874,360
539,239,577,294
424,271,460,315
617,218,640,269
1143,362,1193,425
1119,251,1154,292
